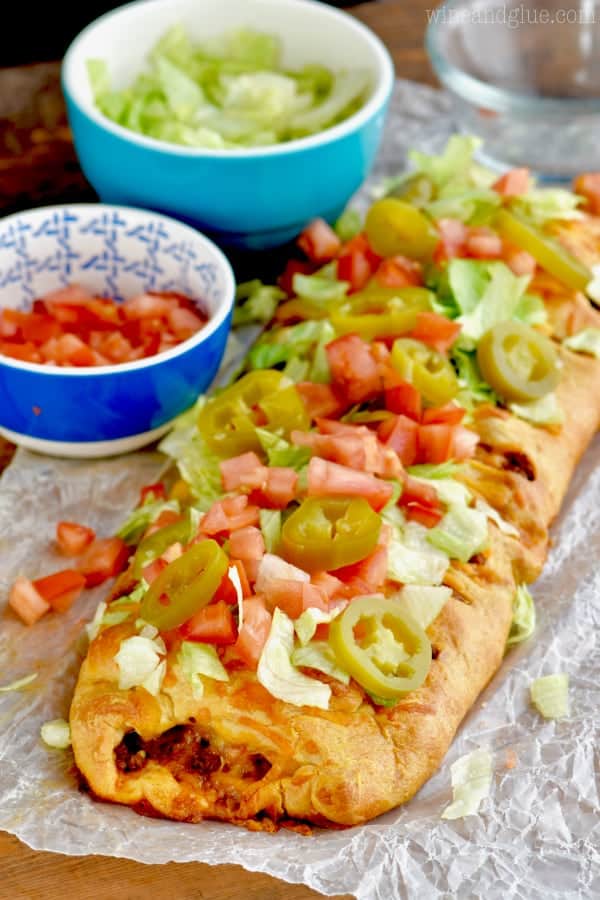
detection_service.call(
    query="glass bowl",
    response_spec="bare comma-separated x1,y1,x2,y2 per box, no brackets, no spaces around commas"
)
426,0,600,181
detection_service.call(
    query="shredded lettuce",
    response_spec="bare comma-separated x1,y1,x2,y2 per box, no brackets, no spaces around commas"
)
509,393,564,427
233,280,285,326
88,27,370,149
116,499,180,543
257,607,331,709
427,504,489,563
409,135,483,190
291,641,350,685
0,673,37,693
292,273,349,304
40,718,71,750
397,585,452,631
249,320,335,384
530,673,569,719
294,604,345,646
259,509,282,554
387,520,450,586
158,399,222,510
334,207,362,242
563,328,600,358
255,553,309,592
441,748,493,820
425,188,500,226
178,641,229,698
475,498,519,538
407,461,460,480
507,585,536,646
511,189,582,226
255,428,311,470
227,564,244,630
411,475,471,509
451,341,497,407
449,260,532,341
515,292,548,326
115,635,166,695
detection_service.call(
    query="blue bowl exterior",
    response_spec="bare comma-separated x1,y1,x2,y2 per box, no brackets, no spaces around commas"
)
0,310,231,442
64,93,391,250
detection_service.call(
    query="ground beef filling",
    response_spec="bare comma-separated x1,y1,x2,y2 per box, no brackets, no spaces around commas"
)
114,726,271,785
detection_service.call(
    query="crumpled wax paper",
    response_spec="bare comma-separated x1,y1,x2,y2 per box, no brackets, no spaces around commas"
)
1,80,599,899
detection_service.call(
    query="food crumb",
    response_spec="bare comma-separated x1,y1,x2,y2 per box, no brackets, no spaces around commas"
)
504,748,518,770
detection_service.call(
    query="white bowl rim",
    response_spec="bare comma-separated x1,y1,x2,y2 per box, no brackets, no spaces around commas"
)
61,0,395,160
0,202,236,378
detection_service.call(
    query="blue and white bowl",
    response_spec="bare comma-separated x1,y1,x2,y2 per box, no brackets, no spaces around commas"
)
0,204,235,458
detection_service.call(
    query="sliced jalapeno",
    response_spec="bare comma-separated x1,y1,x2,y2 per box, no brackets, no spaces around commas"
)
365,198,439,261
391,337,459,406
476,321,560,402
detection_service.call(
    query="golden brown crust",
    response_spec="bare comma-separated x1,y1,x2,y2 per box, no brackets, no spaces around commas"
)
69,220,600,831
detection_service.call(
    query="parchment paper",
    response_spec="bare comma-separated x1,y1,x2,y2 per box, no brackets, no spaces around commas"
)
1,81,599,900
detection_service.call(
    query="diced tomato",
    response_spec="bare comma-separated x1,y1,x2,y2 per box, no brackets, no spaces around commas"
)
122,293,173,320
421,403,465,426
220,452,267,493
229,526,265,561
417,423,454,464
8,577,50,626
56,521,96,556
378,415,419,466
33,569,86,613
374,255,423,288
307,457,393,511
200,495,260,536
139,482,166,505
231,558,252,597
95,331,136,363
492,167,530,197
297,218,342,263
326,333,381,405
180,600,237,645
503,247,537,277
434,218,468,263
278,258,315,295
143,509,182,538
333,545,388,594
451,425,480,460
0,341,42,363
295,424,401,479
20,313,62,345
253,467,298,508
77,537,130,587
337,234,380,292
54,333,97,367
167,306,205,341
0,310,19,338
384,380,422,421
464,226,503,259
311,571,346,602
142,557,168,585
404,502,444,528
42,284,93,312
408,311,462,355
296,382,345,419
232,597,272,669
263,579,328,619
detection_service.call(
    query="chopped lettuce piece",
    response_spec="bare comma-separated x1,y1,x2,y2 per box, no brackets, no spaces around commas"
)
259,509,282,554
425,188,500,226
397,585,452,630
158,399,222,510
451,341,498,407
0,673,37,693
257,608,331,709
116,498,179,543
410,475,471,509
229,564,244,630
289,70,370,136
427,504,489,563
506,585,536,646
387,520,450,586
292,273,349,304
409,135,482,190
101,609,131,628
441,748,493,820
255,428,311,470
448,260,531,341
256,553,309,592
509,393,564,427
563,327,600,358
295,604,345,646
475,498,519,538
334,207,362,242
407,461,460,480
514,292,548,327
115,634,166,694
511,189,582,226
40,718,71,750
233,280,285,326
178,641,229,698
291,641,350,685
85,601,107,643
530,673,569,719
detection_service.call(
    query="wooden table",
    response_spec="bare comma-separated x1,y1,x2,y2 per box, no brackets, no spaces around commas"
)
0,3,436,897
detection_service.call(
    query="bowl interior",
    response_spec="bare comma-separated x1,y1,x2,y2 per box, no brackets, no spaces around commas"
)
431,0,600,99
64,0,389,145
0,204,233,327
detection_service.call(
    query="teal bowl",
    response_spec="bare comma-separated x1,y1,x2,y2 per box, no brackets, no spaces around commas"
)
61,0,394,250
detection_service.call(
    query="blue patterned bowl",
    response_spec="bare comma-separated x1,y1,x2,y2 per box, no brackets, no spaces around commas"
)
0,204,235,457
61,0,394,250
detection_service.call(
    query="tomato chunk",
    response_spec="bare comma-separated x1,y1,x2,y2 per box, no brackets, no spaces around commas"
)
56,521,96,556
253,467,298,509
33,569,86,613
336,234,380,292
378,415,419,466
417,423,454,464
232,597,272,669
421,403,465,426
326,334,381,405
307,457,393,511
220,452,267,493
262,579,328,619
200,495,260,536
180,600,237,645
139,482,166,505
77,537,130,587
296,382,345,420
385,381,422,421
8,577,50,625
408,311,462,355
492,167,530,197
333,545,388,595
297,218,341,263
573,173,600,215
229,526,266,561
374,255,423,287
